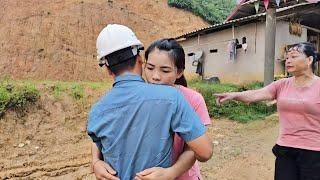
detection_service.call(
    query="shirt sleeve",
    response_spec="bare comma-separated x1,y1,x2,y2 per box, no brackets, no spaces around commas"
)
266,79,285,100
193,93,211,125
87,111,103,151
171,91,206,142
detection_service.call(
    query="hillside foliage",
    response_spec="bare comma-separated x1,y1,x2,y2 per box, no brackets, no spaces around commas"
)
168,0,237,24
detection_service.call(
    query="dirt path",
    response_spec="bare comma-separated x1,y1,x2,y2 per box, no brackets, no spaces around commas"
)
0,94,279,180
202,115,279,180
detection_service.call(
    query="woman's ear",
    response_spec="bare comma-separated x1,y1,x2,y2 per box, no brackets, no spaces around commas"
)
177,69,184,79
307,56,314,66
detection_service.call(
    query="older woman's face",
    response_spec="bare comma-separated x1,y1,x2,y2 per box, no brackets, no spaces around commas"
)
285,50,311,74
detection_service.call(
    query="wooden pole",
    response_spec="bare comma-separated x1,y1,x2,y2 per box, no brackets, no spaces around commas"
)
264,8,276,86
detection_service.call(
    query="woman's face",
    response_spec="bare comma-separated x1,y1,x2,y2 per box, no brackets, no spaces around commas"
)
144,49,181,86
285,50,311,74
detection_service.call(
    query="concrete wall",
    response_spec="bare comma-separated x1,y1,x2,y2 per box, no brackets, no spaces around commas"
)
180,21,307,84
180,22,266,84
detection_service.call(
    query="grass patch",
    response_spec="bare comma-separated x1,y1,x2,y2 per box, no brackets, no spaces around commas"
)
50,81,111,100
53,82,69,98
51,82,84,100
0,81,40,118
189,80,276,123
70,83,84,100
0,79,112,118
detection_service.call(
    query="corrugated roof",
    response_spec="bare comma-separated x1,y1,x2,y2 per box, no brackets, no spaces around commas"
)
175,2,315,40
175,13,265,39
227,0,313,21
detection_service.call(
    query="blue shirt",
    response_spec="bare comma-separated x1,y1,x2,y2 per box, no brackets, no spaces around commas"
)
87,74,206,180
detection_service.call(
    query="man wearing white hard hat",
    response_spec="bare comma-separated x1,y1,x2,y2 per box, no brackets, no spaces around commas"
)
87,24,212,180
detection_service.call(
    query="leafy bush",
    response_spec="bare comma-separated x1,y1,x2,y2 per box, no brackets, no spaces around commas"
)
0,82,40,118
168,0,237,24
189,80,276,123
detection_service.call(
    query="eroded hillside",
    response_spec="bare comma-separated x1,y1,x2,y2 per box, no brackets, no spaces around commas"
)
0,0,208,81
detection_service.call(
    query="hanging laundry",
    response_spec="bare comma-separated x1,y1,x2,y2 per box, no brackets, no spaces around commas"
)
242,44,248,53
254,1,260,13
191,51,204,75
242,37,247,44
235,38,242,49
196,61,203,75
264,0,270,11
276,0,281,6
242,37,248,53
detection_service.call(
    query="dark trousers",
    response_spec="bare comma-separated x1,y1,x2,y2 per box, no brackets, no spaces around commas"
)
272,144,320,180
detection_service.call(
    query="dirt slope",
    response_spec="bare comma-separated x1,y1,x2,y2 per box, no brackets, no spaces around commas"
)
0,0,208,81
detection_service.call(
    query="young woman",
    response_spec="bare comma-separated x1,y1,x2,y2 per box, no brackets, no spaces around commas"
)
135,38,211,180
215,42,320,180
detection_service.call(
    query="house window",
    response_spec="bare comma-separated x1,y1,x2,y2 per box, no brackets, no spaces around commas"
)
210,49,218,53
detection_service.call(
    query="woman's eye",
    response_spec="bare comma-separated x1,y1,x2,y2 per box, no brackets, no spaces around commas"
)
146,67,153,70
162,70,171,73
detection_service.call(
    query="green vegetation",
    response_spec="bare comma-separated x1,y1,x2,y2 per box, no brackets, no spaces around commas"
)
52,82,85,100
0,79,112,118
48,81,111,100
189,80,276,123
1,78,275,123
0,81,40,118
168,0,237,24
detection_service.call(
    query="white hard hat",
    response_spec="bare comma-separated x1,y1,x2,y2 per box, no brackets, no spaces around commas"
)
96,24,143,62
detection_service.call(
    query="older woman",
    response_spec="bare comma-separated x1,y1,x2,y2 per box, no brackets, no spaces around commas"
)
215,42,320,180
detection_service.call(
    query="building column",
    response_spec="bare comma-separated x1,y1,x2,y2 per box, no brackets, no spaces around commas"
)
264,8,276,86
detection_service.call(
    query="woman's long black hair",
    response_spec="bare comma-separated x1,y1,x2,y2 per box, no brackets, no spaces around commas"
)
145,38,188,87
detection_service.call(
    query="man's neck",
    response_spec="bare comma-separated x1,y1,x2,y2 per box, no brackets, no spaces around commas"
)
117,70,141,77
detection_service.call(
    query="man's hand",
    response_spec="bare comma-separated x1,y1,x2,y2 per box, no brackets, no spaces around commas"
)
93,160,119,180
134,167,175,180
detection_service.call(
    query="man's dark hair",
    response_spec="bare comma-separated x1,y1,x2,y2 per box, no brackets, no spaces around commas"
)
108,57,137,76
103,47,139,76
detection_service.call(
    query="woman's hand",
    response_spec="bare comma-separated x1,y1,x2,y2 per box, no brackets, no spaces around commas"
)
134,167,175,180
93,160,119,180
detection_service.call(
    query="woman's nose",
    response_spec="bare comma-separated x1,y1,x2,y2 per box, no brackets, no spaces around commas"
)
285,57,292,63
152,71,161,81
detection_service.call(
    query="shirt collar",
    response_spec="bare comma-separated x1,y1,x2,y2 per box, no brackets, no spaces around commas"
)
113,73,145,87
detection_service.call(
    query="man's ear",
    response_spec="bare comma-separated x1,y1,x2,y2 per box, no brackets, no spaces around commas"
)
136,55,143,65
106,67,115,78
